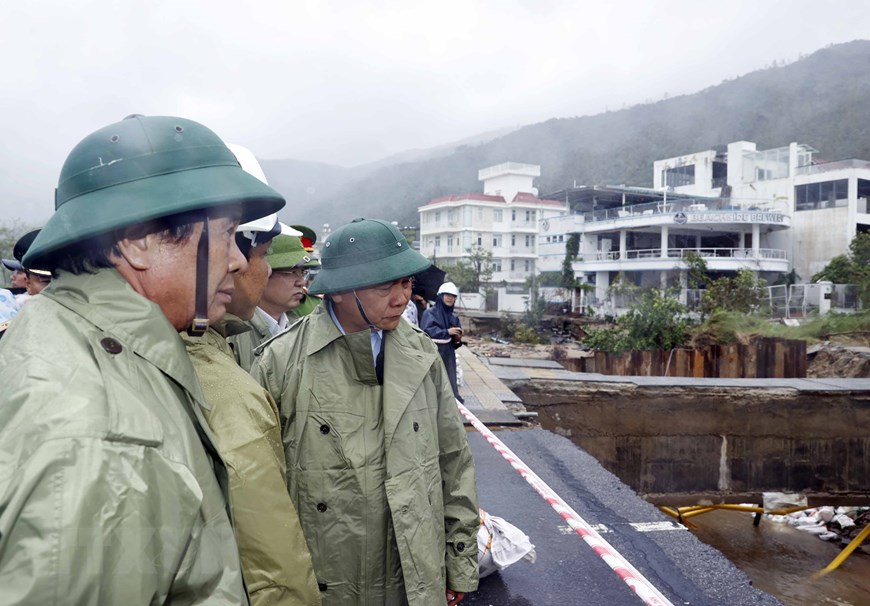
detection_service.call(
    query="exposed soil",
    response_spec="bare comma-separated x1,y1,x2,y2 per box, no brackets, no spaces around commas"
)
461,314,869,378
808,345,870,378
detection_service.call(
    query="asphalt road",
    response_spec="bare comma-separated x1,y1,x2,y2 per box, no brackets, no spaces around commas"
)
465,428,783,606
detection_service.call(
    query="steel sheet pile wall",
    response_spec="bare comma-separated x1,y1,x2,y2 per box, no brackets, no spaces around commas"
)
568,338,807,378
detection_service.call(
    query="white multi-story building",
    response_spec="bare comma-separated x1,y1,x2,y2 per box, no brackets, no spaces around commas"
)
540,140,870,308
418,162,566,290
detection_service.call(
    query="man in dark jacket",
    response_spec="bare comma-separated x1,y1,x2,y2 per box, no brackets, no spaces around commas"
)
421,281,465,403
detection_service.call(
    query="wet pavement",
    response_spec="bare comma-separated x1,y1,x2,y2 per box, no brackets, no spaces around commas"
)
466,429,782,605
455,349,869,605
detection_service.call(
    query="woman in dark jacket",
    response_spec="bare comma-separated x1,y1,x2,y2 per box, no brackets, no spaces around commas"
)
421,282,464,403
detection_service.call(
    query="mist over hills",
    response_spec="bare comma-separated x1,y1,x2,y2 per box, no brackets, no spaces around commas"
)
264,40,870,231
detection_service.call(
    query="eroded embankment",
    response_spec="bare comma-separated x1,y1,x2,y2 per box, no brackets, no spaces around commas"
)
507,378,870,497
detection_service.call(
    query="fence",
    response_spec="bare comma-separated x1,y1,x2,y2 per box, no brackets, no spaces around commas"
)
768,283,861,317
566,337,807,378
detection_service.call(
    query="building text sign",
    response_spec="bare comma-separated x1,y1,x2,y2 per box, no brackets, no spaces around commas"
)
678,211,786,224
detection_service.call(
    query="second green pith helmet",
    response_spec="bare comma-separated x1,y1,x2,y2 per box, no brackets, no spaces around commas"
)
308,218,430,295
267,235,320,271
24,114,285,268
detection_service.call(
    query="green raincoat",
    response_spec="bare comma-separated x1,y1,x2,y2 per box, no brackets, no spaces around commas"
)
253,305,480,606
228,308,272,372
0,269,246,604
183,317,321,606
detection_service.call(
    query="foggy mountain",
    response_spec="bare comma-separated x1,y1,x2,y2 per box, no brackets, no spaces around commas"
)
265,40,870,231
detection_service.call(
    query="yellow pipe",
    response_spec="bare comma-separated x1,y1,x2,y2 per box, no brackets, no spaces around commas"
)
679,507,717,520
814,522,870,578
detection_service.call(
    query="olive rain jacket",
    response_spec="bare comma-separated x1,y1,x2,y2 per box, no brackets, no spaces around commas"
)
228,308,272,372
0,269,246,605
183,317,321,606
252,304,480,606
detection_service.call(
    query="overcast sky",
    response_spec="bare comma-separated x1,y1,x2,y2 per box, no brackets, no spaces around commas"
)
2,0,869,224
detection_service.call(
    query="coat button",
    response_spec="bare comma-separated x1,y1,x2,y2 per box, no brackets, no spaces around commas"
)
413,422,419,432
318,582,328,591
100,338,123,354
320,424,330,434
317,502,328,512
456,542,466,552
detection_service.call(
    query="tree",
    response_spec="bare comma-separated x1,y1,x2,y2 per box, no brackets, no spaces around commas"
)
811,233,870,307
700,269,768,316
811,255,855,283
681,251,709,289
443,245,493,292
561,234,580,289
583,288,690,353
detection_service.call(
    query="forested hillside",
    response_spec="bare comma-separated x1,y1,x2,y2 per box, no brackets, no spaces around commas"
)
265,40,870,230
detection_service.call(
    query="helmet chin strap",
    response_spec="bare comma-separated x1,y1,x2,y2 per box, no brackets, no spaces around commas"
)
189,216,210,336
352,289,378,330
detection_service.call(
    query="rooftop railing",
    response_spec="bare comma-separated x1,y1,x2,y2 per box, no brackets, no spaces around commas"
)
577,198,788,223
795,159,870,176
585,247,788,262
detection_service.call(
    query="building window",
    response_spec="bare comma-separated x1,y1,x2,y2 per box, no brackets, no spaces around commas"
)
559,235,564,242
447,236,454,250
662,165,695,188
751,147,790,181
511,210,516,221
434,236,441,252
795,179,849,211
493,209,503,222
476,234,482,246
464,206,473,226
511,235,516,246
492,260,502,272
510,260,516,271
435,211,441,223
525,210,534,222
492,234,502,248
524,260,531,272
525,235,532,247
447,210,455,223
477,207,484,220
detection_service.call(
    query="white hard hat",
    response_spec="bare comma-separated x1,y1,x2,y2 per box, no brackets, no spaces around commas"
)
437,282,459,296
226,143,269,185
226,143,301,242
280,222,303,236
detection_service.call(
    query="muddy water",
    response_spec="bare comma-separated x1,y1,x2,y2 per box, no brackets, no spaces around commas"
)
688,510,870,605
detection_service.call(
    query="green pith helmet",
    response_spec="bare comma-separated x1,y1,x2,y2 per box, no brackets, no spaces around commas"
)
308,218,430,295
24,114,285,268
12,230,51,276
290,224,317,251
267,235,319,270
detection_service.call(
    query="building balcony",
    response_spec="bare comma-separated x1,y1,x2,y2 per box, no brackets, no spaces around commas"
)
572,198,791,232
574,247,790,273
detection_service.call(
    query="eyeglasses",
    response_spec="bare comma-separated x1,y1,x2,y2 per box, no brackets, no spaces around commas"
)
273,268,307,280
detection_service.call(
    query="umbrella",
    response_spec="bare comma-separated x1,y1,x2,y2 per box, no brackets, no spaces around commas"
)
413,264,446,301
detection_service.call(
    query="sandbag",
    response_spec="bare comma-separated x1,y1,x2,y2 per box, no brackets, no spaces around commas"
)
477,508,536,578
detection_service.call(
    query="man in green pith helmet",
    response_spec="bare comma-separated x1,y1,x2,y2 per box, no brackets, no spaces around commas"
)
0,114,284,604
229,232,320,371
286,224,323,319
183,213,320,606
252,217,480,606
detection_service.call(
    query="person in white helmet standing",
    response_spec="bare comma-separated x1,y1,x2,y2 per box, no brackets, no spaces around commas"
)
421,281,465,403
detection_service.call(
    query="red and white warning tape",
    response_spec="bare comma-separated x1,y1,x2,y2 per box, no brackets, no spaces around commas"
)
458,401,674,606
